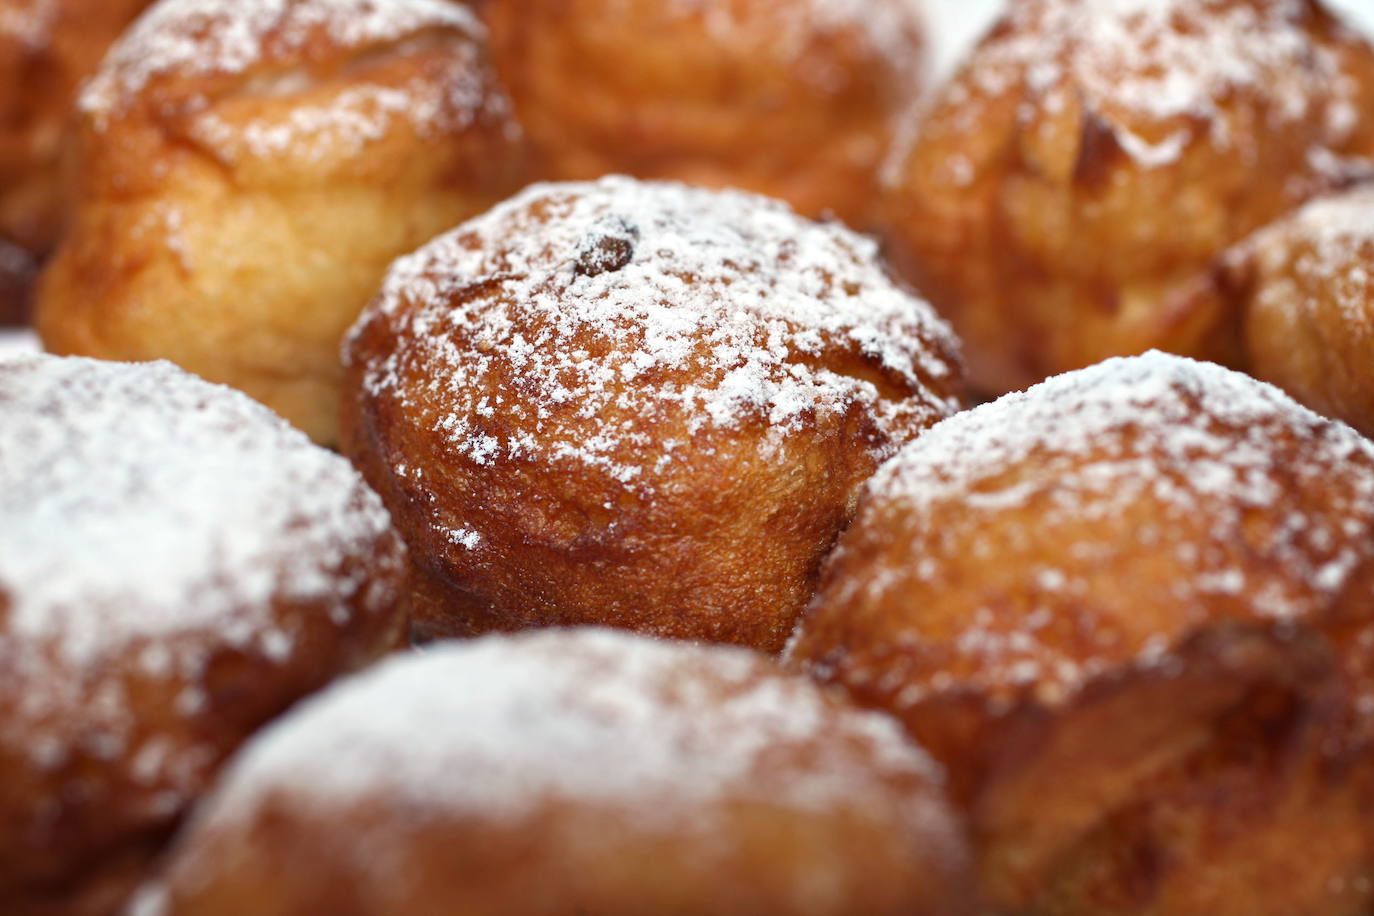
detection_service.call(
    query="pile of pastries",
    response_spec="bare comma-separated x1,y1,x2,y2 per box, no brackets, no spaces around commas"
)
5,0,1374,914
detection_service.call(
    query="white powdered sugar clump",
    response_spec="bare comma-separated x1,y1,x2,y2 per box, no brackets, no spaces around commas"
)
0,0,58,47
952,0,1368,166
80,0,483,122
353,176,961,487
847,352,1374,700
0,355,395,672
199,629,943,826
1246,186,1374,325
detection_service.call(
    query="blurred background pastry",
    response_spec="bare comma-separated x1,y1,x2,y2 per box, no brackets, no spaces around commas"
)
883,0,1374,395
137,629,974,916
482,0,928,230
35,0,527,444
789,352,1374,915
342,176,964,652
1220,185,1374,439
0,355,407,915
0,0,153,324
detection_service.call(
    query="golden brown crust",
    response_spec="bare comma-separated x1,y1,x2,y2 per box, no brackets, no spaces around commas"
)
0,0,153,324
35,0,528,444
787,352,1374,914
483,0,926,230
882,0,1374,394
0,355,409,913
1216,184,1374,439
341,177,964,653
0,0,153,246
141,630,976,916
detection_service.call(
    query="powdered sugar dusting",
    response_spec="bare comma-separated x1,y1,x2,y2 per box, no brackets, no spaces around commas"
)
1245,186,1374,327
844,352,1374,701
187,58,492,164
0,0,58,48
664,0,926,75
0,355,396,671
351,177,962,488
952,0,1368,166
200,629,943,826
80,0,483,123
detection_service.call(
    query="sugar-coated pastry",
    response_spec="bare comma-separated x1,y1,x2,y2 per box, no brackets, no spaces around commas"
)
1219,185,1374,438
883,0,1374,394
0,0,153,323
133,629,974,916
0,355,407,915
788,352,1374,915
483,0,928,229
35,0,527,445
342,177,965,652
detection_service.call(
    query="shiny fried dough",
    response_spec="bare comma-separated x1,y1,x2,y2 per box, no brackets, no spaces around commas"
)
138,630,975,916
1220,185,1374,438
883,0,1374,394
788,352,1374,915
35,0,527,444
342,177,964,652
484,0,927,229
0,355,407,914
0,0,152,322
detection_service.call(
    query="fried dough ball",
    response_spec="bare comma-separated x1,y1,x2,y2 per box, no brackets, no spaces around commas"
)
1217,185,1374,438
0,355,408,915
134,629,974,916
787,352,1374,915
342,177,965,652
483,0,928,229
0,0,153,323
35,0,526,445
883,0,1374,395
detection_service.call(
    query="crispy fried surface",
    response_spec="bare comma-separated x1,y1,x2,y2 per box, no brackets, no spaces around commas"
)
0,356,409,914
35,0,527,444
483,0,926,230
141,631,975,916
882,0,1374,394
342,177,964,653
787,352,1374,914
1219,184,1374,439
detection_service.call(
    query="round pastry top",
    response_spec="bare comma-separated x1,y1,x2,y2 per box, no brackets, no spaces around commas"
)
80,0,485,124
350,176,962,488
0,354,396,669
1244,185,1374,305
199,628,946,823
947,0,1369,166
822,351,1374,700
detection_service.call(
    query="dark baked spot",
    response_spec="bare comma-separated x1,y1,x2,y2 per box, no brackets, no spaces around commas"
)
573,216,639,277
